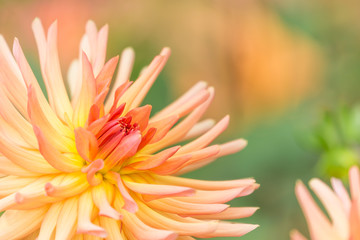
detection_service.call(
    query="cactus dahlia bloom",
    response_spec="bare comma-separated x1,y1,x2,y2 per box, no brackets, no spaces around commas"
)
0,19,259,240
291,166,360,240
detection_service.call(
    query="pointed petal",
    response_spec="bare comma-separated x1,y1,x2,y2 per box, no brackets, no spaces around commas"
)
136,201,218,236
73,52,97,127
155,175,256,190
123,179,194,200
144,88,214,154
295,181,341,240
121,210,178,240
147,198,229,215
290,230,308,240
152,81,208,121
194,207,259,220
106,47,134,109
177,115,229,155
129,48,171,109
198,222,258,238
129,146,180,170
309,178,349,238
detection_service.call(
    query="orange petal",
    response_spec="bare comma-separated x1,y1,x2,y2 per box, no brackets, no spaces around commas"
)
129,146,180,170
125,105,152,132
174,187,247,204
197,222,258,238
147,115,179,144
176,115,229,155
121,210,178,240
82,159,104,186
123,179,194,200
0,134,59,174
107,171,138,213
295,181,341,240
45,173,89,199
194,207,259,220
27,85,74,152
136,201,218,236
149,154,192,175
118,55,163,113
73,52,97,127
144,88,214,154
309,178,349,238
95,56,119,93
147,198,229,215
105,131,142,170
290,230,308,240
155,175,256,191
129,48,171,109
75,127,99,162
34,126,83,172
152,81,208,121
92,183,122,220
105,47,134,110
77,190,107,238
350,166,360,201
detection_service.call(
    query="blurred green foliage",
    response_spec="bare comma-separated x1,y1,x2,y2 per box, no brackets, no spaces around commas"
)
310,106,360,179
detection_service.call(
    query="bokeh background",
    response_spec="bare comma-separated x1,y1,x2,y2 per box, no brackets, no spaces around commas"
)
1,0,360,239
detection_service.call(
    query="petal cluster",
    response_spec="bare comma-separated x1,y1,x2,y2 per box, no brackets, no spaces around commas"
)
291,166,360,240
0,19,258,239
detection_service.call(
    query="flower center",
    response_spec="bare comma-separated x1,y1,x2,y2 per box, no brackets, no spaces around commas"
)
96,116,140,148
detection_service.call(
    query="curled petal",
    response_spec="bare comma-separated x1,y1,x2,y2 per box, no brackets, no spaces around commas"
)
92,183,122,220
106,171,138,213
82,159,104,186
45,173,89,198
77,190,107,238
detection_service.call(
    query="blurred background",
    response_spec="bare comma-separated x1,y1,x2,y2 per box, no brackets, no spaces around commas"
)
1,0,360,239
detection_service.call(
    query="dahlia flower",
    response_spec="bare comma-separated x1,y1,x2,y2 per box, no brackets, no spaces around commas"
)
0,19,259,239
291,166,360,240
